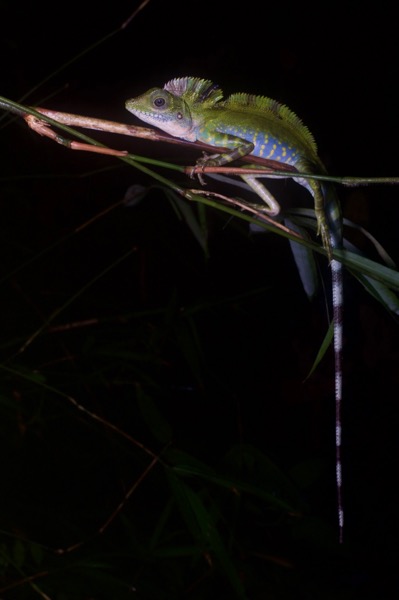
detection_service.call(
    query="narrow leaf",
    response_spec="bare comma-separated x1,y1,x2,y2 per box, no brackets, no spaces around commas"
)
167,472,247,598
306,321,334,380
285,217,319,300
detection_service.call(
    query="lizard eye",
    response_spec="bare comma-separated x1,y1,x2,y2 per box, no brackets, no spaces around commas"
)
154,97,166,108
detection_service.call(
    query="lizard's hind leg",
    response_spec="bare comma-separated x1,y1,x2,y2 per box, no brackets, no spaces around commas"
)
240,175,281,216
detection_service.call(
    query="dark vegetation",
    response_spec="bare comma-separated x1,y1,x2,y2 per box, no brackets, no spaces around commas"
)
1,2,399,597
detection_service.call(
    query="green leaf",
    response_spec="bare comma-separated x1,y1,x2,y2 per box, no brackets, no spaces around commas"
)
136,385,173,444
286,208,399,294
173,316,205,387
306,320,334,380
12,539,26,569
167,471,247,598
169,447,302,514
351,270,399,314
166,189,209,255
285,217,319,300
29,541,44,565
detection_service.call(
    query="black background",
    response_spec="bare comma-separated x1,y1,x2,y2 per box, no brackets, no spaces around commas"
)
1,1,399,598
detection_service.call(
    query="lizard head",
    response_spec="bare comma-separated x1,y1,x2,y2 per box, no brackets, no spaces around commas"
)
125,87,196,141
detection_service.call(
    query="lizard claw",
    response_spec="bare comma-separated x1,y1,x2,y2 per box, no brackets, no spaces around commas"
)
192,152,218,185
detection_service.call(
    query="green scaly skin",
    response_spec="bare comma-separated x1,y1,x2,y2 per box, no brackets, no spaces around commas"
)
126,77,345,543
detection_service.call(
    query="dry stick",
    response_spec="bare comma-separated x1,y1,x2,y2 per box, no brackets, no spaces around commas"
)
0,572,52,599
24,110,304,242
24,110,297,172
55,448,168,554
5,361,161,462
25,110,399,186
17,247,136,355
189,188,303,240
1,365,169,556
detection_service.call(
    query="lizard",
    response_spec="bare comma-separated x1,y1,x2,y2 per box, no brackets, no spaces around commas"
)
125,77,345,543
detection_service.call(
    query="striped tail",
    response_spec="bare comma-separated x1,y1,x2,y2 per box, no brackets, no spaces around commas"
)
331,254,344,543
324,182,344,543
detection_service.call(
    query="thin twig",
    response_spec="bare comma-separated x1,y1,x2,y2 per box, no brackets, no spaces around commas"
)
55,447,167,554
189,188,303,240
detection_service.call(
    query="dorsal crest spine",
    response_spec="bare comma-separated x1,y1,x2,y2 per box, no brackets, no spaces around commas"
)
223,92,317,153
164,79,317,153
164,77,223,107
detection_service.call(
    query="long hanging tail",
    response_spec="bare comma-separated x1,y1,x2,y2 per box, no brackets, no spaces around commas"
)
331,254,344,543
324,182,344,544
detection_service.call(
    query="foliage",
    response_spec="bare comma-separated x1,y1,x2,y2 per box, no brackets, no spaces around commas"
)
2,3,399,597
0,174,361,598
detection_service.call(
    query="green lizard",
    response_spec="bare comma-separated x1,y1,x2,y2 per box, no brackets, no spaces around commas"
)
125,77,345,543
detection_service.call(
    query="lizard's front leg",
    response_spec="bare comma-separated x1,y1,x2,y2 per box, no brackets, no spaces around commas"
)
197,136,255,168
194,138,281,216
